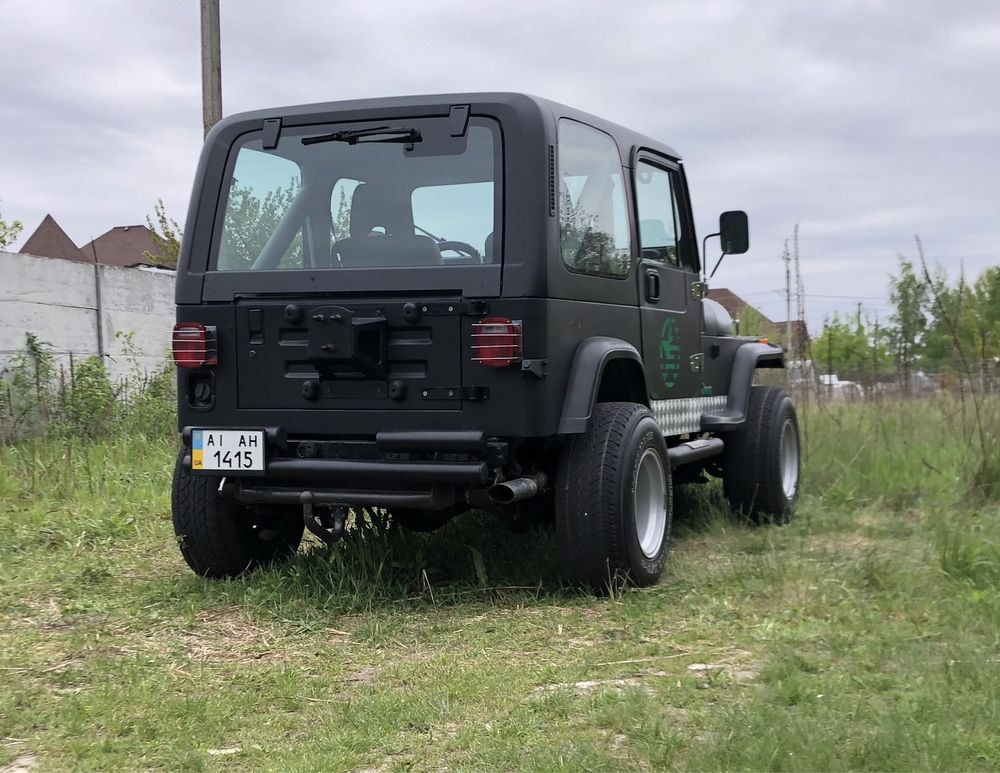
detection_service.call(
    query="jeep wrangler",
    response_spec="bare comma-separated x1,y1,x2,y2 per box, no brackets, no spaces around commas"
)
171,92,799,588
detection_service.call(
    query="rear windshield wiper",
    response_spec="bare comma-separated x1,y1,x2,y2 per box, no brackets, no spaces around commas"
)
301,126,422,146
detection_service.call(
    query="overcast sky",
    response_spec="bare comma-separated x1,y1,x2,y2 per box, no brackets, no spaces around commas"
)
3,0,998,328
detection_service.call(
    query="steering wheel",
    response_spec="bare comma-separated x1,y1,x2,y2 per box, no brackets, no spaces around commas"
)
435,240,482,263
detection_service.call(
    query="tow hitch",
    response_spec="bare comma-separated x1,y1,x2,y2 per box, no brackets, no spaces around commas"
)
300,491,347,545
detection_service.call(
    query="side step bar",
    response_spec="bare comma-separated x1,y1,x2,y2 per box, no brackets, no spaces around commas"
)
667,437,724,467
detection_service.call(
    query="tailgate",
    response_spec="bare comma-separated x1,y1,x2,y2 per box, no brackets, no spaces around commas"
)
235,297,465,411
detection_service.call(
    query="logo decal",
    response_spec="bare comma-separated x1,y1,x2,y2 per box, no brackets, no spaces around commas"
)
659,317,681,389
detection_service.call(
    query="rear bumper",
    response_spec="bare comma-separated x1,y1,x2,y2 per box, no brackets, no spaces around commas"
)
181,428,502,510
183,454,489,486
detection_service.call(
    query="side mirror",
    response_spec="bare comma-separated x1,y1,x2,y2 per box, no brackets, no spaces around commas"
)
719,211,749,255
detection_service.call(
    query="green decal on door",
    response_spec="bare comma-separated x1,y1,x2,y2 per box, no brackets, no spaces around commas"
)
659,317,681,389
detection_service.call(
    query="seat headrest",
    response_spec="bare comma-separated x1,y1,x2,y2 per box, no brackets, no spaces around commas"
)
350,183,414,239
640,219,671,247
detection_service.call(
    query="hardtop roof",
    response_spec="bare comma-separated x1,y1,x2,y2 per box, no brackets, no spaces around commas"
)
210,91,682,163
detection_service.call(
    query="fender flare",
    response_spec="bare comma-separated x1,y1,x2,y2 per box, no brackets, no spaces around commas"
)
701,342,784,431
557,337,647,434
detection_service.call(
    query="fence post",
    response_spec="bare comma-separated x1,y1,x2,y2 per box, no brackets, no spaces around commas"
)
94,263,105,360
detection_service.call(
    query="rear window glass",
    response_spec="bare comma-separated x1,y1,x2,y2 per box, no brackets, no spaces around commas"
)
214,120,500,271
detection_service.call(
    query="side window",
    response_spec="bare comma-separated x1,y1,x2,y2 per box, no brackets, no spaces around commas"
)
634,161,681,267
557,119,631,278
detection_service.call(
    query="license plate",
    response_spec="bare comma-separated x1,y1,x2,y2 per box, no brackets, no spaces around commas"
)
191,429,265,472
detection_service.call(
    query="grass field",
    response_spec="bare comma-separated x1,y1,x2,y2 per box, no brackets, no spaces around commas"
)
1,397,999,771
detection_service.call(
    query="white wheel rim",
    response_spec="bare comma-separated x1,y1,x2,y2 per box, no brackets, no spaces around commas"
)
780,418,799,499
634,447,667,559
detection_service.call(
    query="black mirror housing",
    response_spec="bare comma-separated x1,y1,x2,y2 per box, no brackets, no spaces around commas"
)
720,211,749,255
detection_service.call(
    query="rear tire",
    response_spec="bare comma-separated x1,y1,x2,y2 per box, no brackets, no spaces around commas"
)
722,385,800,523
555,402,672,590
171,450,304,578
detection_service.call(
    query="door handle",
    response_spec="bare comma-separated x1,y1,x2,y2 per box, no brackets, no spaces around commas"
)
645,269,660,302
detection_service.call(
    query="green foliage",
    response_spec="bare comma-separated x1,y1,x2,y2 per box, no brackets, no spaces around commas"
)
0,332,57,442
0,332,175,445
888,256,930,386
55,357,116,440
812,312,891,382
143,199,182,268
0,201,23,250
558,188,630,277
1,400,1000,770
735,304,771,337
332,185,351,243
220,177,301,269
923,266,1000,384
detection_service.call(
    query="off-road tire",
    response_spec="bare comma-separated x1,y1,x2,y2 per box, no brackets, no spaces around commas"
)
555,402,672,590
722,385,800,524
171,450,304,578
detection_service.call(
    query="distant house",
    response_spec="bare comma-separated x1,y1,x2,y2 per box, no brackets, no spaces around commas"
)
708,287,810,353
18,214,88,263
80,225,158,267
707,287,759,321
19,215,159,267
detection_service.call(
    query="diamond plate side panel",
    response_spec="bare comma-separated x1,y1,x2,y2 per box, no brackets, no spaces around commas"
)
651,396,727,436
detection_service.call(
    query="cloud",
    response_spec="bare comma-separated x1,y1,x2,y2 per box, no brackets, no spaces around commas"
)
2,0,997,330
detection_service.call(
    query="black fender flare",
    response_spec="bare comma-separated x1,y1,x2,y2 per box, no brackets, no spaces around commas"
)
701,342,784,431
557,337,647,434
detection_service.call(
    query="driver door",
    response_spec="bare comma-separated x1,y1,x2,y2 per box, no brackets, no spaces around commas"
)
633,155,703,402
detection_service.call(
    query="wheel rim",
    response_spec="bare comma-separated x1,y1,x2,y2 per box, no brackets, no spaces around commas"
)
779,418,799,499
634,448,667,559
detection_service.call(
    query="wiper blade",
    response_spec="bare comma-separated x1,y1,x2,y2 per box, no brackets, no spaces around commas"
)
301,126,422,146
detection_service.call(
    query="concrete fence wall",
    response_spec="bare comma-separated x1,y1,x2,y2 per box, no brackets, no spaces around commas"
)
0,250,175,383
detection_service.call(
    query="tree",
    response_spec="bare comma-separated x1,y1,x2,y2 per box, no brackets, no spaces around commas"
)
219,178,301,270
332,186,351,243
144,199,182,267
922,264,1000,388
888,257,929,393
812,312,890,384
0,202,23,250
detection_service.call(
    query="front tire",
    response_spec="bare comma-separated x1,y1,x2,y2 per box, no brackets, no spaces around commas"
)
555,402,672,589
722,385,800,523
171,450,304,578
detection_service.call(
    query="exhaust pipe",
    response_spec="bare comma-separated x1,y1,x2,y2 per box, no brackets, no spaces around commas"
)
488,472,548,505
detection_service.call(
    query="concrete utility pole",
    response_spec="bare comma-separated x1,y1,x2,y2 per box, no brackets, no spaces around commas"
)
201,0,222,138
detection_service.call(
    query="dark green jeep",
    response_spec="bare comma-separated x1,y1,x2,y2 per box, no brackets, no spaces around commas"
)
170,92,799,589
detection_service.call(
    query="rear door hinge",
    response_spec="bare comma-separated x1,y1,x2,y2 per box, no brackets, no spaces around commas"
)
689,353,705,373
690,281,708,301
420,386,490,401
404,300,488,319
521,359,548,379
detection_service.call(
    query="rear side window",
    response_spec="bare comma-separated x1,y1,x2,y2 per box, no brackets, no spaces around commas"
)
557,120,631,278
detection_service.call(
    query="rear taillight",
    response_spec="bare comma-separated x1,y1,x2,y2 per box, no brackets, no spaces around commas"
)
172,323,218,369
471,317,522,368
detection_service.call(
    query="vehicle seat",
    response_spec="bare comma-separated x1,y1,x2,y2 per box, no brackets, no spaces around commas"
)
335,183,441,267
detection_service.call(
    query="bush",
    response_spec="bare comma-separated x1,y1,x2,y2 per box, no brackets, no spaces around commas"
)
1,332,176,444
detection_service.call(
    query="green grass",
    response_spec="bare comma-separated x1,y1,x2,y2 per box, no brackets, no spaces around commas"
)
1,397,999,771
